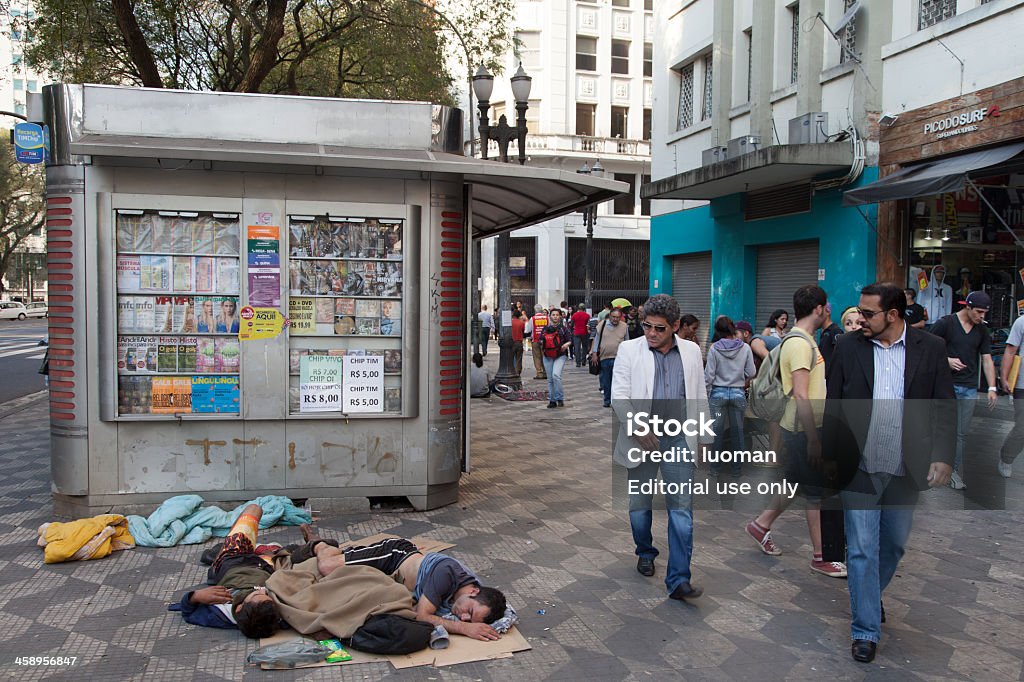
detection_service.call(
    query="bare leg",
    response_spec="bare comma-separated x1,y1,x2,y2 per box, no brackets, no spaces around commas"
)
805,506,822,556
754,498,789,530
314,542,346,577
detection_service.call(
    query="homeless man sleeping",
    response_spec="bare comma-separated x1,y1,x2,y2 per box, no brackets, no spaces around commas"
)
169,504,508,644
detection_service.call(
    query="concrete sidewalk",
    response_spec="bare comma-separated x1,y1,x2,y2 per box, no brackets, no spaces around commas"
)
0,363,1022,680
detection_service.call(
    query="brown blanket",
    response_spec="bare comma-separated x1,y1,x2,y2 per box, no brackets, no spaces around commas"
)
267,558,417,638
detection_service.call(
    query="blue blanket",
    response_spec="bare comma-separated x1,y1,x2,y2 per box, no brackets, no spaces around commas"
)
127,495,312,548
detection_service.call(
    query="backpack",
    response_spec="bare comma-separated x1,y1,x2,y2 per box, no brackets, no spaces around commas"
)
748,333,818,423
346,614,433,655
543,330,560,359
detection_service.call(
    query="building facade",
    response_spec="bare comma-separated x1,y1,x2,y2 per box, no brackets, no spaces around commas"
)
645,0,1023,349
478,0,654,312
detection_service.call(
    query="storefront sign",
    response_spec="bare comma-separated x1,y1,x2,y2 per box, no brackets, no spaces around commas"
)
509,256,527,277
922,105,1000,140
288,297,316,334
342,355,384,413
299,354,343,412
238,306,286,340
13,122,45,164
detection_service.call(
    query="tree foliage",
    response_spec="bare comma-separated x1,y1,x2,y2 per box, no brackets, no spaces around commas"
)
0,136,45,295
24,0,516,104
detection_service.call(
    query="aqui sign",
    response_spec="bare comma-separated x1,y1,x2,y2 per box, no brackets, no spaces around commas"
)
13,122,45,164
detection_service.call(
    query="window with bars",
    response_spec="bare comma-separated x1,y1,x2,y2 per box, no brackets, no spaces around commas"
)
576,36,597,71
612,40,630,75
790,3,799,84
744,28,752,102
676,63,694,130
644,43,652,77
701,53,713,121
840,0,857,63
918,0,955,30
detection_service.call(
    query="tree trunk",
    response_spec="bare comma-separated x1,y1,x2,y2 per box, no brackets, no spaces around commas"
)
111,0,164,88
239,0,288,93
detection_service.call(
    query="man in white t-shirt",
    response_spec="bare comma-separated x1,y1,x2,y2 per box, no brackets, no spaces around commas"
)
997,314,1024,478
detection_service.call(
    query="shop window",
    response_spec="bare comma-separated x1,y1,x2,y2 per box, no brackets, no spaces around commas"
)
641,174,651,216
613,173,636,215
918,0,956,30
576,103,596,136
701,53,713,121
114,209,242,417
676,62,694,130
642,108,651,140
643,42,652,77
611,106,628,138
612,40,630,75
286,215,405,415
790,3,799,84
576,36,597,71
839,0,858,64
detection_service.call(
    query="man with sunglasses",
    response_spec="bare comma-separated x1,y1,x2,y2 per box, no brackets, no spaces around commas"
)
611,294,713,601
927,290,996,490
823,282,955,663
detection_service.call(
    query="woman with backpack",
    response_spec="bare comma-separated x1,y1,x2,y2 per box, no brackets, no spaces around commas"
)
705,316,756,476
542,308,573,408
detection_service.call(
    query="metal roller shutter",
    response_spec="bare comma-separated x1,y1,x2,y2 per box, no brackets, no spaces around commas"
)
671,252,712,352
754,241,819,332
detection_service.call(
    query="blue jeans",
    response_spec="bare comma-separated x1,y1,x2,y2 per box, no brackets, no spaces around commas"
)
709,386,747,474
628,439,695,593
599,358,615,405
842,471,917,643
543,355,566,402
953,385,977,472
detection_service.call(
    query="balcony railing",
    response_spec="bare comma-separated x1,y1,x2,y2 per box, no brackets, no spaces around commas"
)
465,134,650,158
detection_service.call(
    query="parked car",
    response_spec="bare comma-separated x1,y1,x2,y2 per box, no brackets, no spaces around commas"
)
24,302,48,318
0,301,27,320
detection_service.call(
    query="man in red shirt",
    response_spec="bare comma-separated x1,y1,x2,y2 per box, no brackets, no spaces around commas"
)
570,304,592,367
510,309,526,376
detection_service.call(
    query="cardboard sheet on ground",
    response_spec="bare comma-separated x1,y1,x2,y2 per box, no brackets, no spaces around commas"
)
257,626,530,670
335,533,455,554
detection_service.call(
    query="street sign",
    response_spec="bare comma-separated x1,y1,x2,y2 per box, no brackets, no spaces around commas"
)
13,122,44,164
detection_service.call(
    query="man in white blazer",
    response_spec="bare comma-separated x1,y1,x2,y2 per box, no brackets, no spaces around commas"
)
612,294,713,600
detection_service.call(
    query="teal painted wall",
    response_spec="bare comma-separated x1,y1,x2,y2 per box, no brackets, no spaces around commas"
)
650,167,879,326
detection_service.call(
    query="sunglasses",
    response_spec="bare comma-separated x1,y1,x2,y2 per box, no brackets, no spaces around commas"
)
641,321,669,333
856,308,886,319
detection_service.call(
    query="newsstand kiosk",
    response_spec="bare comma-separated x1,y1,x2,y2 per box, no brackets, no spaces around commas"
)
38,84,623,516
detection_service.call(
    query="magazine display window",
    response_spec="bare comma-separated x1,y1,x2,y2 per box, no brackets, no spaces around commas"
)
114,209,242,416
286,214,405,416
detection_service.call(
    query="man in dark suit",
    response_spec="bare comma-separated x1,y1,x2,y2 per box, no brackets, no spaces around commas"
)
823,282,955,664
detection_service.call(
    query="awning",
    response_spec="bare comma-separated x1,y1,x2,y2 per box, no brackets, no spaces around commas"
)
69,135,626,239
642,142,854,200
842,142,1024,206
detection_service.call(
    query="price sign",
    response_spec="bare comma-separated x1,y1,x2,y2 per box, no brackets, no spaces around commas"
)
299,354,344,413
343,355,384,413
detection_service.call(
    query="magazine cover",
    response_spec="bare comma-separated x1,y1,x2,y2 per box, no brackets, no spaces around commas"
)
117,338,130,373
190,376,217,413
195,257,216,292
216,338,241,373
385,387,402,412
335,297,355,316
315,297,335,324
194,296,217,333
288,261,308,295
150,214,173,253
355,317,380,335
116,255,141,293
157,336,179,372
192,216,214,255
139,336,159,372
380,262,402,297
380,300,401,336
117,296,156,334
382,221,402,259
334,315,356,335
214,376,240,412
289,349,304,375
288,297,316,335
217,258,240,294
212,217,240,255
339,267,366,296
154,296,175,333
196,338,217,373
384,349,402,374
172,257,194,292
116,212,155,253
118,375,153,414
214,297,240,333
289,222,311,257
171,217,193,254
151,377,177,413
140,255,171,292
355,299,380,318
177,336,198,373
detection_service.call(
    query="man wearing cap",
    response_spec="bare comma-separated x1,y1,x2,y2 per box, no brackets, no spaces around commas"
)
919,265,952,327
928,290,997,490
735,320,754,343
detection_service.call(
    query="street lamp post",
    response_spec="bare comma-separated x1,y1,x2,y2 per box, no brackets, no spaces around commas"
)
472,65,533,388
577,160,603,313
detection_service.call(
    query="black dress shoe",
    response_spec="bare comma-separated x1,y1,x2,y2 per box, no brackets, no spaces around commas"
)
669,582,703,600
851,639,877,663
636,557,655,576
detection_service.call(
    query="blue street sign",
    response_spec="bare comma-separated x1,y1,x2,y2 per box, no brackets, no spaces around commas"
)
13,122,44,164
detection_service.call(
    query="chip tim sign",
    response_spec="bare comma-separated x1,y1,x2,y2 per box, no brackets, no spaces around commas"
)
923,105,1000,140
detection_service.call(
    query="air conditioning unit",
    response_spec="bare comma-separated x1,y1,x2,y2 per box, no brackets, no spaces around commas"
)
701,146,728,166
727,135,761,158
789,112,829,144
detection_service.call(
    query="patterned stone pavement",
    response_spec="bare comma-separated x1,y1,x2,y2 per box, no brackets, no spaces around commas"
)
0,359,1022,681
